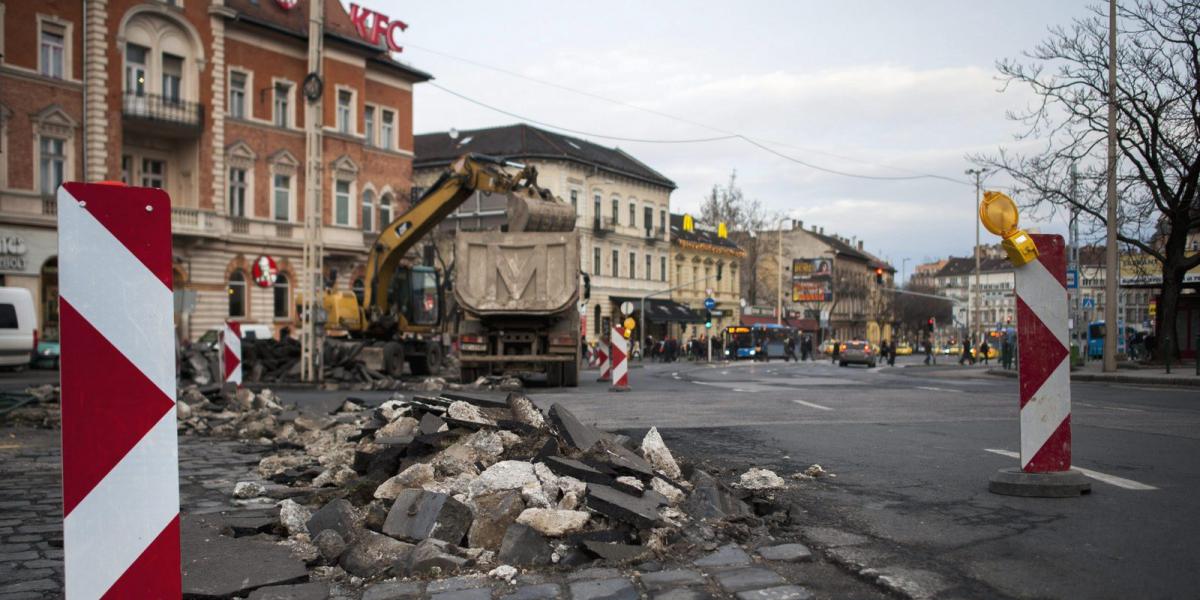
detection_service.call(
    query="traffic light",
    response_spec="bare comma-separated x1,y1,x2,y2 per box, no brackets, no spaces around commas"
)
927,318,935,332
704,310,713,329
875,267,884,285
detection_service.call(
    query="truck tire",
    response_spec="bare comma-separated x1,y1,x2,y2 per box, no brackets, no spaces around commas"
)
383,342,406,378
409,341,443,376
562,361,579,387
546,363,562,387
460,367,476,385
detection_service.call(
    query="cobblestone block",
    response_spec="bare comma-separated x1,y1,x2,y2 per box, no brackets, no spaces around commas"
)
501,583,562,600
568,578,638,600
567,567,624,581
712,568,786,593
362,581,425,600
756,544,812,563
430,587,495,600
693,544,751,568
734,586,813,600
652,589,715,600
429,574,490,593
639,569,707,591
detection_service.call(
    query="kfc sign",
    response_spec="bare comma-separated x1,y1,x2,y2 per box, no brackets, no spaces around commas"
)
349,3,407,52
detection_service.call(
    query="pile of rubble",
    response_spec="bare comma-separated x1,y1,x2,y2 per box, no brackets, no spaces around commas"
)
0,384,61,429
178,386,792,596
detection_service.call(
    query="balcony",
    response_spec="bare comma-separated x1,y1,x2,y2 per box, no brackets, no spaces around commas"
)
122,92,204,137
645,226,666,243
171,207,221,238
592,217,615,236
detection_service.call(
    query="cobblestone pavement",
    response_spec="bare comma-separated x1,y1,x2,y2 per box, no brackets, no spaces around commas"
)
0,428,268,599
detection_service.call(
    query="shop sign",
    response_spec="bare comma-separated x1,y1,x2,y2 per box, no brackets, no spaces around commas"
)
252,255,279,287
274,0,299,10
349,3,408,52
0,235,28,272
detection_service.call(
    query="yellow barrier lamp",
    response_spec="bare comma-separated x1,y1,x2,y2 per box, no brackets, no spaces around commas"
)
980,191,1038,267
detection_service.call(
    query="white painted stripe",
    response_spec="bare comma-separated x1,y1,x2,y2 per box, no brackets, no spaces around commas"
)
917,386,953,393
58,188,176,400
64,410,180,598
792,399,833,411
984,448,1157,490
1016,260,1068,348
1019,359,1072,467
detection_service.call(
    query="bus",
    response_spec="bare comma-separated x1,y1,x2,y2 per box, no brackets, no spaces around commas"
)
1087,320,1126,359
750,323,795,360
723,326,755,359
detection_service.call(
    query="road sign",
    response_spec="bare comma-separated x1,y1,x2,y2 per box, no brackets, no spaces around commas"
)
620,301,634,316
705,288,714,296
739,298,747,308
1082,297,1095,309
704,297,716,310
1066,269,1079,289
710,309,725,317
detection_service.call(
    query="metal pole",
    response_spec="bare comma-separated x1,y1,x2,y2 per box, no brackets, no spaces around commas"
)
639,301,645,363
966,168,987,350
777,226,784,325
1103,0,1119,373
300,0,325,382
1069,168,1079,362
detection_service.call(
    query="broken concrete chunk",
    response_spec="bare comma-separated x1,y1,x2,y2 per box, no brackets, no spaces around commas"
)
377,416,419,440
542,456,613,486
488,564,519,583
278,499,312,536
640,427,682,480
314,529,348,563
736,468,786,491
419,413,448,435
684,470,752,521
246,582,331,600
306,499,359,544
447,401,497,426
515,508,591,537
464,430,508,463
614,476,645,496
548,404,603,451
434,443,484,477
507,393,547,429
468,460,538,499
383,489,473,545
311,465,356,488
498,523,553,567
375,463,437,500
581,540,648,562
376,398,411,422
650,477,686,506
585,485,662,529
181,516,309,599
467,492,525,551
405,538,469,576
233,481,266,499
340,530,415,578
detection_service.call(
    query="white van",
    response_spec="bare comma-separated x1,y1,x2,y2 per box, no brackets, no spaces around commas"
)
0,287,37,368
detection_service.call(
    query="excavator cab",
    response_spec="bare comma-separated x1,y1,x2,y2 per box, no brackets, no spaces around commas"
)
388,265,440,329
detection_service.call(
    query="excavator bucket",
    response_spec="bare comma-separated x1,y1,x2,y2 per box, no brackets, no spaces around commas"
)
506,187,576,233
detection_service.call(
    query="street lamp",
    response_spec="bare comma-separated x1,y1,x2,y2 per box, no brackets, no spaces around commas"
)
776,216,791,325
965,168,990,347
901,257,911,287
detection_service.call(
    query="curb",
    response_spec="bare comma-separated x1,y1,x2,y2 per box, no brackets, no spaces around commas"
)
986,368,1200,388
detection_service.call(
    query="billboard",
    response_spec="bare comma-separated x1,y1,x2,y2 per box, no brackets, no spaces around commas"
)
792,258,832,302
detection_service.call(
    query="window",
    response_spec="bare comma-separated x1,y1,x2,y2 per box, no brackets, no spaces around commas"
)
274,82,291,127
381,110,394,150
228,167,247,217
335,180,351,225
593,194,601,224
121,155,132,185
141,158,165,188
162,53,183,103
228,270,247,317
611,250,619,277
273,174,291,221
629,203,636,229
126,44,148,96
39,137,65,194
0,304,17,329
229,71,247,119
570,190,578,213
660,257,666,282
364,106,376,146
379,193,393,227
593,247,601,275
594,304,602,336
660,209,666,232
273,273,290,319
629,252,637,279
644,206,653,234
646,255,652,281
337,89,352,134
612,199,619,225
40,26,65,78
362,189,375,232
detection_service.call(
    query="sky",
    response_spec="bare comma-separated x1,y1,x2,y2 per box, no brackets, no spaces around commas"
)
359,0,1100,279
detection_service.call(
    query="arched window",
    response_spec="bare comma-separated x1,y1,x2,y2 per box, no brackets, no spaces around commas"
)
228,270,247,317
379,193,393,229
273,273,290,319
594,304,602,336
353,278,365,305
362,189,375,232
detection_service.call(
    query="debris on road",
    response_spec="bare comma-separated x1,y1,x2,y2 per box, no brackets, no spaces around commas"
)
793,464,829,480
737,468,787,491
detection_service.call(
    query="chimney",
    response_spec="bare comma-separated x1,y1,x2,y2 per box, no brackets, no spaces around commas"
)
811,224,817,232
857,240,864,251
795,220,803,231
819,227,824,235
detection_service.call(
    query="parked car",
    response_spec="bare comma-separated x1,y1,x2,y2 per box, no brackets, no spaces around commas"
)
0,287,37,369
838,340,877,368
819,339,839,355
32,340,60,369
894,342,913,356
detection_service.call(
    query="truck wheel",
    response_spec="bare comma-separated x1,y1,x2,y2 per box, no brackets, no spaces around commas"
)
546,363,562,387
562,362,579,387
426,342,444,371
460,367,476,385
383,342,406,378
409,356,430,376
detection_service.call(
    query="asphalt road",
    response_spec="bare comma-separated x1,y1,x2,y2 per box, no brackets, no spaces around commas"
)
534,357,1200,600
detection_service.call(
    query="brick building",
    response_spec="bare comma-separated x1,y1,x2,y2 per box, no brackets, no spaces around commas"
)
0,0,430,342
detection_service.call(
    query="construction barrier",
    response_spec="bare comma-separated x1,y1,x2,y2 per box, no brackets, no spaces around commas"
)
595,337,611,382
609,326,629,392
58,183,181,597
222,320,243,385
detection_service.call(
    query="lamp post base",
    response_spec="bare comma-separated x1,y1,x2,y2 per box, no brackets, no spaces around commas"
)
988,468,1091,498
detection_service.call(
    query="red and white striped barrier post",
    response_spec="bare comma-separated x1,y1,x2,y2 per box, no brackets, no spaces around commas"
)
595,336,611,382
989,234,1090,497
58,183,181,596
222,320,243,385
609,326,629,392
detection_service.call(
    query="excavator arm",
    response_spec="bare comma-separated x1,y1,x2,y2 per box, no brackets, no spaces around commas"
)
359,153,570,330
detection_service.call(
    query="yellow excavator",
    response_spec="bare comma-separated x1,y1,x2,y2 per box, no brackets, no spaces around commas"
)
319,153,581,382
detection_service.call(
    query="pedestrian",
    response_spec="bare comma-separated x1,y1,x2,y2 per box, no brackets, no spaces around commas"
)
581,335,590,365
831,339,841,364
887,339,896,366
785,336,798,362
959,338,974,365
801,334,812,361
979,339,990,365
1001,337,1012,370
923,337,932,365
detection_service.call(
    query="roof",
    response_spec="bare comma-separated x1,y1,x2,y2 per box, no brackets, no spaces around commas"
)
934,256,1013,277
224,0,432,82
414,124,676,189
670,214,744,254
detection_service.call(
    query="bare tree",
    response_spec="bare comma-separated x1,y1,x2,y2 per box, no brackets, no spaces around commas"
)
973,0,1200,363
894,284,955,339
697,170,768,232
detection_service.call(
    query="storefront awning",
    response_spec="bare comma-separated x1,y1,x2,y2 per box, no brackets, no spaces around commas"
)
610,297,705,324
741,315,818,330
